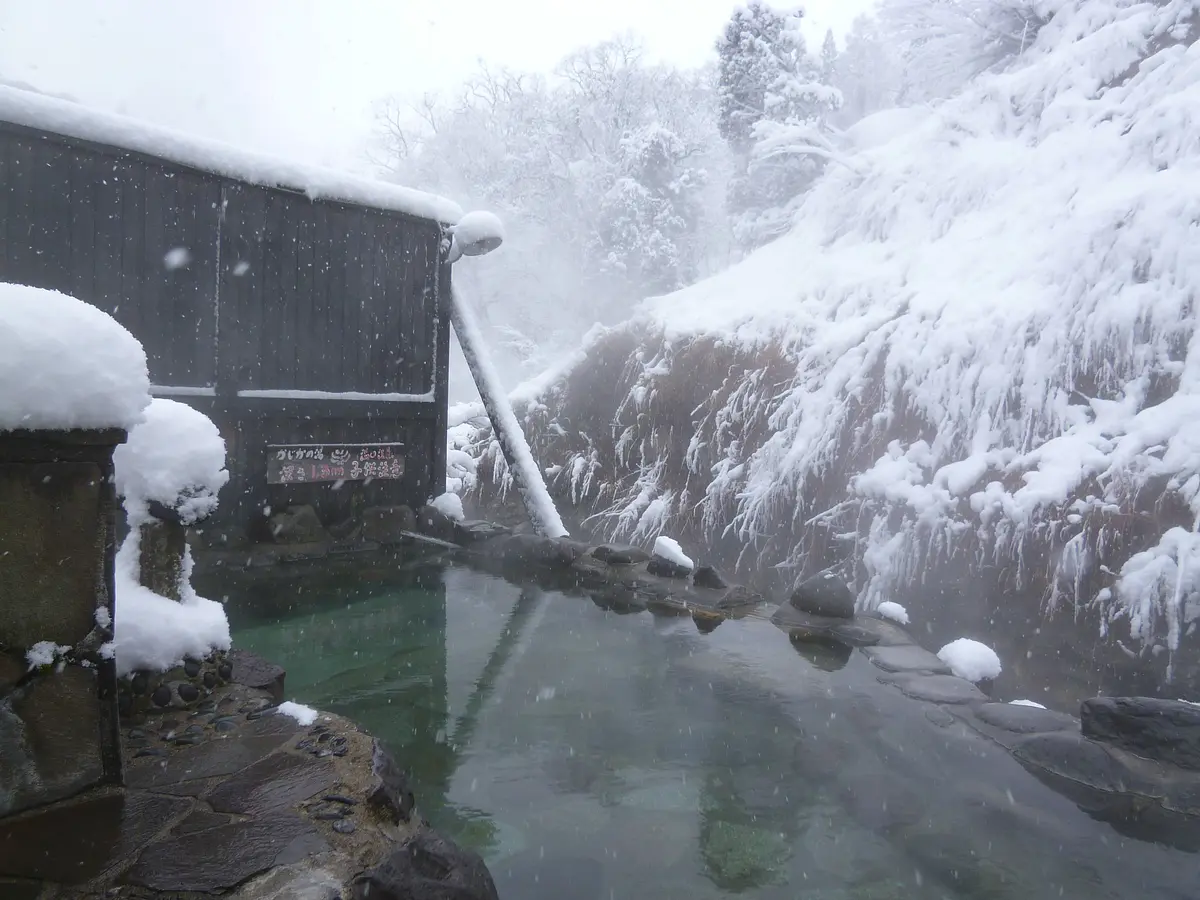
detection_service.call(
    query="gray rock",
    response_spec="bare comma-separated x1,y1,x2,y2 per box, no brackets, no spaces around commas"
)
453,519,511,544
417,505,458,542
771,604,880,649
229,650,286,704
351,830,499,900
852,615,918,647
267,505,328,545
716,584,762,611
975,702,1077,735
590,544,650,566
1012,731,1137,794
789,572,855,618
692,565,728,590
361,505,418,544
865,645,952,675
207,752,335,816
882,673,986,705
479,533,587,569
367,741,415,824
647,555,692,579
1081,697,1200,772
125,814,327,893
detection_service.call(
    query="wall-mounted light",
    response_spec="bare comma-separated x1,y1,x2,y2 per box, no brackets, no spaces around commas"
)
446,210,505,263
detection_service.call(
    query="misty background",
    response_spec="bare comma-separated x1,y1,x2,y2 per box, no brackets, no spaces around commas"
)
0,0,1023,400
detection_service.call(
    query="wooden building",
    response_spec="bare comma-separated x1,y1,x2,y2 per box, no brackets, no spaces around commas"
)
0,85,462,547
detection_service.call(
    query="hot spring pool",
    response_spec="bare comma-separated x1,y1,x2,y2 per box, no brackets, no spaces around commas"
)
207,561,1198,900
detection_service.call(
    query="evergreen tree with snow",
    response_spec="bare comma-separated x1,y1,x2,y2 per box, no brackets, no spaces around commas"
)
820,29,839,82
590,124,707,296
716,2,842,250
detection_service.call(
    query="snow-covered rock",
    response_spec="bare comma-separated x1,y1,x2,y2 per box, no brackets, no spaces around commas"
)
653,536,694,571
431,491,466,522
0,283,150,432
875,601,910,625
938,639,1003,683
277,701,319,727
114,398,229,525
1010,699,1047,709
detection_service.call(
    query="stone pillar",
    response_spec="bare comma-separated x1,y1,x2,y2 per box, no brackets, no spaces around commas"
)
138,505,188,600
0,428,126,819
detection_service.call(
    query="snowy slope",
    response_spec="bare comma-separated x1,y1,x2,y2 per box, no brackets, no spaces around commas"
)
477,1,1200,669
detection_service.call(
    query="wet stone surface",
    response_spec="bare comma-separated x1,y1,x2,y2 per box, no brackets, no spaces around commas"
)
0,677,438,898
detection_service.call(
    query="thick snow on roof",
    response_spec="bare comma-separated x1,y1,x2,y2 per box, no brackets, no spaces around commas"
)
0,283,150,432
0,84,462,224
114,398,229,525
613,1,1200,654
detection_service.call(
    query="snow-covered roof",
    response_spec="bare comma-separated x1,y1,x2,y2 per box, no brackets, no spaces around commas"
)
0,84,463,224
0,283,151,432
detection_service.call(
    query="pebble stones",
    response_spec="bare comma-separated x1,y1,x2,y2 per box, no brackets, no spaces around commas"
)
151,685,173,708
178,683,200,703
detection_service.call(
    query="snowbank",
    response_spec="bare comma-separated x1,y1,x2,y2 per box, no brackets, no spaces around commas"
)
469,1,1200,671
0,283,150,432
0,84,462,223
114,398,229,525
938,639,1003,683
104,533,231,677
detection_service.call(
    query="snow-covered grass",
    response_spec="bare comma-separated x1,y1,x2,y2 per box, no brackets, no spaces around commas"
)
468,1,1200,674
0,283,150,432
114,398,229,525
938,638,1003,683
653,536,694,571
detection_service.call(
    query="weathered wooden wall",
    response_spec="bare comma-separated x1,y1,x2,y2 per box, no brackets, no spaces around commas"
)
0,120,451,545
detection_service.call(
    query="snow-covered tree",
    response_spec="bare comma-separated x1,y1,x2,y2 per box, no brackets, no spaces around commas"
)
879,0,1053,101
591,125,707,295
820,29,839,82
831,15,904,126
716,2,842,249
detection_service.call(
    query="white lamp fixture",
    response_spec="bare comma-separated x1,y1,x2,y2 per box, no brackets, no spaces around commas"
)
446,210,505,263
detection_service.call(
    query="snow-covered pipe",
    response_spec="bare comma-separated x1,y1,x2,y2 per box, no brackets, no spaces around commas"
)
449,282,569,539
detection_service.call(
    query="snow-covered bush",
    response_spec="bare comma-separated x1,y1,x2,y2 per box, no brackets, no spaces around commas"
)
469,0,1200,680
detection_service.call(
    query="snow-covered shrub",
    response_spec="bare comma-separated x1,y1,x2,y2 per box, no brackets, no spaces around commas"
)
469,0,1200,681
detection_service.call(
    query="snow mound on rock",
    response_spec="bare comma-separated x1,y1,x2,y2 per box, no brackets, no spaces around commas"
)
938,638,1002,683
0,283,150,432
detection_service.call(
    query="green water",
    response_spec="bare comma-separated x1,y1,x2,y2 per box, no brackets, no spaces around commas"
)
213,561,1198,900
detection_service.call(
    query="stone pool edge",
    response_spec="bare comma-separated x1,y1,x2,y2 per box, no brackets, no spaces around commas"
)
416,508,1200,851
0,649,500,900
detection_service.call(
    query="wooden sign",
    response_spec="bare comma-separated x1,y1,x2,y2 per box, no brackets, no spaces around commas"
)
266,443,405,485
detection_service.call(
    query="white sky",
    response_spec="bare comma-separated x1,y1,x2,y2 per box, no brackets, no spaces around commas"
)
0,0,875,173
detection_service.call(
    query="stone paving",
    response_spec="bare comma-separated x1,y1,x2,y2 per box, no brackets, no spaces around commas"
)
0,653,495,900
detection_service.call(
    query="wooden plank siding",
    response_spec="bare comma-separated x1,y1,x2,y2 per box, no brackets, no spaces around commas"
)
0,120,451,546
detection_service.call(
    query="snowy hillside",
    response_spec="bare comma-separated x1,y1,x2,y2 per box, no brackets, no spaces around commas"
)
470,0,1200,678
